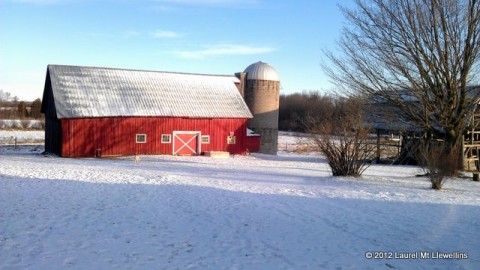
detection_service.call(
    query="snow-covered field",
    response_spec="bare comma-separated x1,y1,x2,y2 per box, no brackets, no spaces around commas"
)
0,130,44,145
0,119,44,130
1,133,479,269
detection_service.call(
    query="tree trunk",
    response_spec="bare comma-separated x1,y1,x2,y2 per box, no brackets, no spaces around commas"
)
441,136,461,177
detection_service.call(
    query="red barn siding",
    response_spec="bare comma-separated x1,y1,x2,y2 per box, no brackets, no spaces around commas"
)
59,117,248,157
246,135,261,153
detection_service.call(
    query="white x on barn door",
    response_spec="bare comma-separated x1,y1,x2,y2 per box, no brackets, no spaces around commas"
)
173,132,200,155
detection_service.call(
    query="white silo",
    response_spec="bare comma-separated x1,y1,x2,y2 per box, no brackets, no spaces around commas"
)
243,61,280,155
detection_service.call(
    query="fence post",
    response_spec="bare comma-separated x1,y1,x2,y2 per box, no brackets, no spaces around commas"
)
376,129,381,163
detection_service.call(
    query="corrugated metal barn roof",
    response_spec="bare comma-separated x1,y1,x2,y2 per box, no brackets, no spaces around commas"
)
47,65,253,119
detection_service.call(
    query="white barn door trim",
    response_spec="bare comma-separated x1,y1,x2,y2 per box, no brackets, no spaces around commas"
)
172,131,201,155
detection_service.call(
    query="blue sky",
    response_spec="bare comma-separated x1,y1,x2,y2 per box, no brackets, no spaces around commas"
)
0,0,352,101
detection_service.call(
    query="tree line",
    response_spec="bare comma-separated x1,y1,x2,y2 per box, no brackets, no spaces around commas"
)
0,90,43,119
0,99,43,119
279,91,359,133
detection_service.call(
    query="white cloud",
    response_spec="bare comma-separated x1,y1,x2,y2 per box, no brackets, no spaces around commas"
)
143,0,259,13
9,0,68,4
143,5,176,13
148,0,258,7
174,43,276,59
80,30,182,40
150,30,184,38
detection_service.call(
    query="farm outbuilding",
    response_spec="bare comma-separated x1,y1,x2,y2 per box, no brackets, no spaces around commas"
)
366,86,480,171
41,65,256,157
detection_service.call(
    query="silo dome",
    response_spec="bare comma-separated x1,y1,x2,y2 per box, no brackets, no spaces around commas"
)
244,61,280,81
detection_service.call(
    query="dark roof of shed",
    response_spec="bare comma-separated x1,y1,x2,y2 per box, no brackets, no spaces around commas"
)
366,85,480,132
44,65,253,119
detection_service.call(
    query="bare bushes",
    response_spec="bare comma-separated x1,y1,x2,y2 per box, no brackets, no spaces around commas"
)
311,103,376,177
416,140,458,190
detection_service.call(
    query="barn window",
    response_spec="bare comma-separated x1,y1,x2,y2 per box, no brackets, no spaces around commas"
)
201,135,210,144
136,134,147,143
161,134,171,143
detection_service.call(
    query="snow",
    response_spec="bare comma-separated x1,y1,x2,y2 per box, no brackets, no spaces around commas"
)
1,134,480,269
0,130,44,145
0,119,44,130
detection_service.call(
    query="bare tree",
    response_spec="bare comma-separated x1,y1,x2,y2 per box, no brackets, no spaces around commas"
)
324,0,480,160
0,89,12,102
17,101,27,119
31,98,43,119
279,91,336,132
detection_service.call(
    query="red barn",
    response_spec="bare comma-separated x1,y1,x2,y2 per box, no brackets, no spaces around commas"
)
41,65,253,157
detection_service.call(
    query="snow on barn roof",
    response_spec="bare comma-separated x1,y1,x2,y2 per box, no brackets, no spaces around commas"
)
46,65,253,119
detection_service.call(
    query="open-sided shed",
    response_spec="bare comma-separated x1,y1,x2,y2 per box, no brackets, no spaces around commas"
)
41,65,253,157
366,87,480,170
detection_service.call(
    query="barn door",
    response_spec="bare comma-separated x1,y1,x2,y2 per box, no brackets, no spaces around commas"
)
173,131,201,155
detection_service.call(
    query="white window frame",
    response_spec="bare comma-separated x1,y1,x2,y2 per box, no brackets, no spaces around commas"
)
161,134,172,144
136,134,147,143
201,135,210,144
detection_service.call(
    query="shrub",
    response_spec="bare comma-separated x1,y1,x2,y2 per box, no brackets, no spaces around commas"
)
312,116,376,177
416,140,458,190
